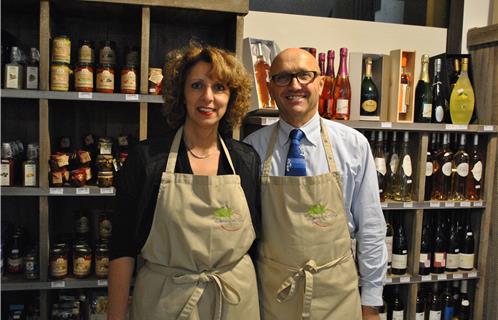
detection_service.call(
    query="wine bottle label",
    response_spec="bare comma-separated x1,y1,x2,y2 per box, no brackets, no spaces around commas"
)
23,163,37,186
75,68,93,88
386,236,393,263
392,253,408,269
435,105,444,122
336,99,349,115
416,312,425,320
442,162,452,176
390,154,399,173
392,310,404,320
434,252,446,267
425,161,433,176
447,253,460,269
1,163,11,186
472,161,482,181
402,155,412,177
6,65,21,89
121,71,137,90
375,158,387,175
26,66,39,89
361,100,377,112
419,253,431,267
429,310,441,320
457,163,469,177
97,70,114,90
422,103,432,118
459,253,474,269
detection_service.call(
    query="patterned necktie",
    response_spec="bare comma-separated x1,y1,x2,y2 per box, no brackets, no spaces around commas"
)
285,129,306,176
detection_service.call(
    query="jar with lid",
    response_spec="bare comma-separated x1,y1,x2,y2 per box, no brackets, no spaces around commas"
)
75,63,94,92
98,211,112,240
24,248,39,280
52,35,71,64
99,40,116,65
78,40,94,64
95,155,114,172
121,64,137,94
125,45,139,66
148,67,163,95
22,143,39,187
50,243,68,279
7,233,23,274
50,62,70,91
96,64,114,93
1,142,14,186
97,171,114,187
95,242,109,278
70,168,87,187
97,137,113,155
73,243,92,279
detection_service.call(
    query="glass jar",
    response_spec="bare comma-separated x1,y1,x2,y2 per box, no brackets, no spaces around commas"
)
78,40,94,64
125,45,139,66
24,249,39,280
97,137,113,155
120,64,137,94
73,243,92,279
99,40,116,65
97,171,113,187
50,243,68,279
95,242,109,278
96,64,115,93
50,62,70,91
98,211,112,240
52,35,71,64
70,168,87,187
148,68,163,95
95,155,114,171
75,63,94,92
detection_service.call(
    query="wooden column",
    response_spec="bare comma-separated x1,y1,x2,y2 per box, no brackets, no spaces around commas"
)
140,6,151,141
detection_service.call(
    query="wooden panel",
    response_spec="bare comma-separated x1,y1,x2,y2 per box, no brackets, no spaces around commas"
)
235,15,244,60
492,0,498,25
467,24,498,47
82,0,249,14
39,99,50,188
140,6,150,94
140,102,148,141
40,1,50,91
446,0,464,53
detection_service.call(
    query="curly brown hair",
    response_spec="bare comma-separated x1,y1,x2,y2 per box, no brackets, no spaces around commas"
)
162,43,252,134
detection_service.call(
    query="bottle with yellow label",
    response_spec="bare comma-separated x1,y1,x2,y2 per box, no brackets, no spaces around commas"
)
360,57,379,116
449,58,475,125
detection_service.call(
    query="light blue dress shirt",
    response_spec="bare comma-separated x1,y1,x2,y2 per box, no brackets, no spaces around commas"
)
244,112,387,307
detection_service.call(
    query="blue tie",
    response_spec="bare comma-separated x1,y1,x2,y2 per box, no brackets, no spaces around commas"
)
285,129,306,176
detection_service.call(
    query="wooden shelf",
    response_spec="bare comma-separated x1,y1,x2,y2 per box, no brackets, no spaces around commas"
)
1,275,110,291
1,186,115,197
385,269,479,285
380,200,486,210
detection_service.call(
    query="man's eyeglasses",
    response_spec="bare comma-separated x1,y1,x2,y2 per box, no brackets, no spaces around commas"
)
270,71,319,87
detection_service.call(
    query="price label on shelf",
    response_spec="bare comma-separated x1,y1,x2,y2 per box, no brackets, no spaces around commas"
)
100,187,114,194
49,188,64,195
430,201,440,208
437,274,447,280
445,202,455,208
445,124,468,131
385,277,393,284
125,94,139,101
403,202,413,208
51,281,65,288
453,273,463,279
78,92,93,99
76,188,90,195
381,122,392,128
421,275,431,282
469,271,478,278
97,279,108,286
400,276,410,283
483,125,494,132
474,201,483,207
460,201,471,207
381,202,388,208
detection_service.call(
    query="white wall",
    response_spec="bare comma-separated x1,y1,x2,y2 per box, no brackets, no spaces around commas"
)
461,0,491,53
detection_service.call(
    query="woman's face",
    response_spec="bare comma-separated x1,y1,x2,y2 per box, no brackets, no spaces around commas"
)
183,61,230,130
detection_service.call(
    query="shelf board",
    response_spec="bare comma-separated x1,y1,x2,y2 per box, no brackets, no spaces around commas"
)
385,269,479,285
1,275,110,291
1,89,164,104
1,186,115,196
244,115,497,133
380,200,486,210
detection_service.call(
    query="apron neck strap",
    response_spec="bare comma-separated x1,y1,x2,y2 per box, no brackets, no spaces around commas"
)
165,126,236,174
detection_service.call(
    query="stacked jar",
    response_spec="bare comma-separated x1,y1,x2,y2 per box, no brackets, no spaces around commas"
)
74,40,95,92
95,137,114,187
50,35,71,91
96,41,116,93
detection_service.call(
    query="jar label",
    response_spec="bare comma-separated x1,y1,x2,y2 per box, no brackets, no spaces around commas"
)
391,253,407,269
446,253,459,269
1,163,11,186
6,65,21,89
459,253,474,269
23,163,37,186
26,66,39,89
457,163,469,177
422,103,432,118
51,65,69,91
472,161,482,181
121,71,137,90
149,69,163,84
375,157,387,175
425,161,433,176
442,162,452,176
402,155,412,177
97,70,114,90
79,45,93,63
51,257,68,277
95,257,109,276
336,99,349,115
99,219,112,238
73,256,91,276
75,68,94,88
52,39,71,64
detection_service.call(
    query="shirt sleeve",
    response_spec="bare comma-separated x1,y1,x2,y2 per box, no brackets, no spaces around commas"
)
351,140,388,306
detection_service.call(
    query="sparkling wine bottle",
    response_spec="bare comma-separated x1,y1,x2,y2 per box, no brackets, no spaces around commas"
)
414,54,432,122
321,50,335,119
332,48,351,120
431,58,450,123
360,57,379,116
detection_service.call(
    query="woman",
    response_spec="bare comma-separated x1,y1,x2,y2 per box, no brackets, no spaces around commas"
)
108,43,261,320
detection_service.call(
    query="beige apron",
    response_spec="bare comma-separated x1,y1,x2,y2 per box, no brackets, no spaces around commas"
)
131,127,260,320
258,119,362,320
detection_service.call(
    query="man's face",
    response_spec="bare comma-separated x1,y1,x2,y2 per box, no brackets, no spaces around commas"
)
268,48,324,127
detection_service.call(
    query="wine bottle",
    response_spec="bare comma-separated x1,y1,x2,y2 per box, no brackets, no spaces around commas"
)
451,134,469,200
398,54,410,114
431,58,449,123
379,296,388,320
456,280,470,320
318,52,327,117
449,58,460,93
450,58,475,125
428,282,442,320
415,287,425,320
321,50,335,119
385,212,393,274
446,213,460,272
332,48,351,120
374,131,387,201
432,133,453,200
452,281,461,316
414,54,432,122
459,214,474,271
425,133,437,200
385,131,399,200
466,134,483,200
390,285,405,320
431,212,447,274
391,132,413,202
441,282,455,320
392,215,408,275
360,57,379,116
254,42,272,108
419,214,432,275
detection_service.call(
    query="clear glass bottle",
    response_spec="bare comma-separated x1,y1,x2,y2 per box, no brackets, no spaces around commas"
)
373,131,387,201
332,48,351,120
254,42,272,108
4,46,23,89
432,133,453,200
391,132,413,201
360,57,379,116
425,133,437,200
385,132,399,200
414,54,432,122
466,134,483,200
451,134,469,200
450,58,475,125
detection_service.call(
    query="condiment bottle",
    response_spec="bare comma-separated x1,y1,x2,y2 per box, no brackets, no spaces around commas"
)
4,46,23,89
22,143,39,187
1,142,14,186
25,48,39,90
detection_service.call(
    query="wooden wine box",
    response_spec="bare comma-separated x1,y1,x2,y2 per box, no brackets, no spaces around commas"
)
349,52,390,121
242,37,279,113
388,49,417,123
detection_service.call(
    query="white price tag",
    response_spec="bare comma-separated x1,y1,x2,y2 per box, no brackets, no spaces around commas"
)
460,201,471,207
100,187,114,194
262,117,278,126
385,277,393,284
403,202,413,208
51,281,65,288
125,94,139,101
76,187,90,195
483,125,494,132
453,273,463,279
49,188,64,195
381,202,388,208
381,122,392,128
445,124,468,130
400,276,410,283
474,201,483,207
437,274,447,280
78,92,93,99
445,202,455,208
430,201,440,208
469,272,477,278
97,279,108,286
421,275,431,282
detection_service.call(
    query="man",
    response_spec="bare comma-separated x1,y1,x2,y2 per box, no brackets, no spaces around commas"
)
244,48,387,320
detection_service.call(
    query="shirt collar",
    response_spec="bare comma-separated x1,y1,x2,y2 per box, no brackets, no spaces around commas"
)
278,112,321,148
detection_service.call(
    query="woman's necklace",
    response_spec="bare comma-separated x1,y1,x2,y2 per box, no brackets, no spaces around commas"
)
185,141,218,160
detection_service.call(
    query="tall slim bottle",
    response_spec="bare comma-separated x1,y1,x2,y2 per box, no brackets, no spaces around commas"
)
391,215,408,275
398,55,410,115
466,134,483,200
385,132,399,200
432,133,453,200
431,58,449,123
414,54,432,122
431,212,447,274
385,212,393,274
332,48,351,120
451,134,469,200
390,285,404,320
459,214,474,271
415,288,425,320
360,57,379,116
321,50,335,119
254,42,272,108
373,131,387,201
457,281,470,320
449,58,460,93
428,282,442,320
419,213,432,275
425,133,437,200
446,213,460,272
450,58,475,125
441,282,455,320
318,53,327,117
391,132,413,202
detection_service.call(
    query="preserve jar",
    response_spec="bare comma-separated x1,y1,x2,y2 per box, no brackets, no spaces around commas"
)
98,211,112,240
96,64,114,93
125,45,139,66
50,62,70,91
120,64,137,94
70,168,87,187
95,242,109,278
24,249,39,280
52,35,71,64
75,63,94,92
148,68,163,94
99,40,116,65
50,170,64,187
97,137,113,155
95,155,114,171
73,243,92,279
78,40,94,64
97,171,113,187
50,243,68,279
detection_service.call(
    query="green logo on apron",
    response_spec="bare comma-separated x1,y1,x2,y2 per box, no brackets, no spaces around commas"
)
306,203,334,227
213,207,244,231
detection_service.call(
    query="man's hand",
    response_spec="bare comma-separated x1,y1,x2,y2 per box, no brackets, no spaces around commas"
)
361,305,380,320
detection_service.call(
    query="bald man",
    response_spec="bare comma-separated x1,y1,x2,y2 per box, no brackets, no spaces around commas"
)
244,48,387,320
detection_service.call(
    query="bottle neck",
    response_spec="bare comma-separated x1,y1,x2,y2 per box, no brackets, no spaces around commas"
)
326,57,334,76
420,61,429,83
339,54,348,77
365,62,372,78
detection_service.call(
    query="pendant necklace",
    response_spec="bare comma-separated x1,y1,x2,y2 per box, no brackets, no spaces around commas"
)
185,141,218,159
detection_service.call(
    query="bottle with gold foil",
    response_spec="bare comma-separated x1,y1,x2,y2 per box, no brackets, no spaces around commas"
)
450,58,475,125
414,54,432,122
360,57,379,116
